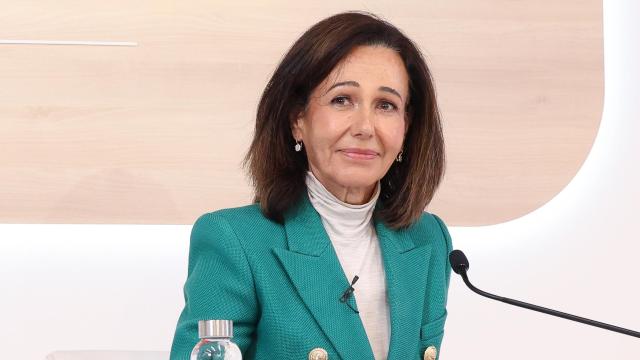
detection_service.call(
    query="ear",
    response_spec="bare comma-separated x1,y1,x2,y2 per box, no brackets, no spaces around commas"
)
403,112,410,136
290,110,305,140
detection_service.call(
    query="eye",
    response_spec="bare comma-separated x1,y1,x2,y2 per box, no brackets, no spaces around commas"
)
331,95,352,106
378,100,398,112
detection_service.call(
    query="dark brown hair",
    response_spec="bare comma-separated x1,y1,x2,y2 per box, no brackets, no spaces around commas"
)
243,11,445,229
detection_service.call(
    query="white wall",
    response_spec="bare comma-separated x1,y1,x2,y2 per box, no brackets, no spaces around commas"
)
444,0,640,358
0,225,188,358
1,0,638,359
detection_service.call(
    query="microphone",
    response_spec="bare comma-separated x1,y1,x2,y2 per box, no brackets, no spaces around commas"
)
339,275,360,313
449,250,640,338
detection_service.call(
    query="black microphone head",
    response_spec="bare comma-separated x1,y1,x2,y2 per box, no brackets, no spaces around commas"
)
449,250,470,275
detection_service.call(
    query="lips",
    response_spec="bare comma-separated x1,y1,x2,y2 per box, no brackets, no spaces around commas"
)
340,148,379,160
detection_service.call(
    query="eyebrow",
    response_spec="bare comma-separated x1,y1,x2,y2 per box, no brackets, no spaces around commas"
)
324,80,403,101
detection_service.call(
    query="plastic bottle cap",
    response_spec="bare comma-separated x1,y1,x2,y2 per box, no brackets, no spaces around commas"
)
198,319,233,339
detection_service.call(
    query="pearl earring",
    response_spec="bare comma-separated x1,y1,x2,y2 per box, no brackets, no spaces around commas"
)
294,140,303,152
396,151,403,162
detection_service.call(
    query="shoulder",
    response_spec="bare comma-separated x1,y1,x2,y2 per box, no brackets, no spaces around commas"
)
405,212,453,256
194,202,262,223
193,202,277,229
190,203,286,252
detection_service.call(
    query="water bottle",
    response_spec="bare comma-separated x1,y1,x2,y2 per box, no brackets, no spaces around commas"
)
190,320,242,360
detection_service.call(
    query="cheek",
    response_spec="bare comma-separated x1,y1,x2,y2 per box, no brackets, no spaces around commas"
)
379,120,406,151
308,113,348,150
304,127,339,166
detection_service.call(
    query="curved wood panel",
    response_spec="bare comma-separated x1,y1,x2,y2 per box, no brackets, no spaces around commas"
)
0,1,603,225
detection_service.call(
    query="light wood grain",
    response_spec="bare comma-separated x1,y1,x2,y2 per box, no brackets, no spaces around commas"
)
0,1,603,225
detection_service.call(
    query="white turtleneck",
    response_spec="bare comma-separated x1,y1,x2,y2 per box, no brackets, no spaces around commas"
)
305,171,390,360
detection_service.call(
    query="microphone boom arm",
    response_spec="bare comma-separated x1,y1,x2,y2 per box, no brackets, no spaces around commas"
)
459,269,640,338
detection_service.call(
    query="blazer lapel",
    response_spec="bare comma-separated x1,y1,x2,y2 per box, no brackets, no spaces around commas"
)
273,194,375,360
375,218,432,360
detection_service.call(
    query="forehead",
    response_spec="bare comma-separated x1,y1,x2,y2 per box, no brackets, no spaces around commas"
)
318,45,409,95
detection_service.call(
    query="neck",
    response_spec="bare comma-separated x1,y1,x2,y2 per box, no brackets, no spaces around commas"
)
307,169,377,205
305,171,380,237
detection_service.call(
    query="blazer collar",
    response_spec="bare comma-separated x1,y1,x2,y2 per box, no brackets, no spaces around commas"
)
281,192,416,256
274,193,431,360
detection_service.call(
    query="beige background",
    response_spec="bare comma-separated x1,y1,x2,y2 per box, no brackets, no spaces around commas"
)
0,1,603,225
3,3,640,360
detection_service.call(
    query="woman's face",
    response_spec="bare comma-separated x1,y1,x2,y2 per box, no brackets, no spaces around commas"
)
292,45,409,204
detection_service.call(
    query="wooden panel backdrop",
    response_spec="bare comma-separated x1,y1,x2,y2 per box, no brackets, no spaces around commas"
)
0,1,603,225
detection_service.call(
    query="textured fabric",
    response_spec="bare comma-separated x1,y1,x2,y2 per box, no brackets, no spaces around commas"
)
170,192,453,360
305,171,390,360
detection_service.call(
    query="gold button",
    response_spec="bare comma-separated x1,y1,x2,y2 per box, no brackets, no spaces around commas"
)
424,345,437,360
308,347,328,360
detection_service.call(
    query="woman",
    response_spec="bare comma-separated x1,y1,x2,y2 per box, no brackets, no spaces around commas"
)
171,11,452,360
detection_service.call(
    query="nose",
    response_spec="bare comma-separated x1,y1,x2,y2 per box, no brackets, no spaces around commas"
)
351,106,374,138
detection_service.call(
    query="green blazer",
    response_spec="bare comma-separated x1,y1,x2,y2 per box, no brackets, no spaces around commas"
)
170,193,452,360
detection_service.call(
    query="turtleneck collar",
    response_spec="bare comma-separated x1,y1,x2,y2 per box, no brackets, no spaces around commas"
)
305,170,380,239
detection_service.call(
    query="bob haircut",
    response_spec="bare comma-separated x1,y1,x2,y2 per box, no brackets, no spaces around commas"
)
243,11,445,229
